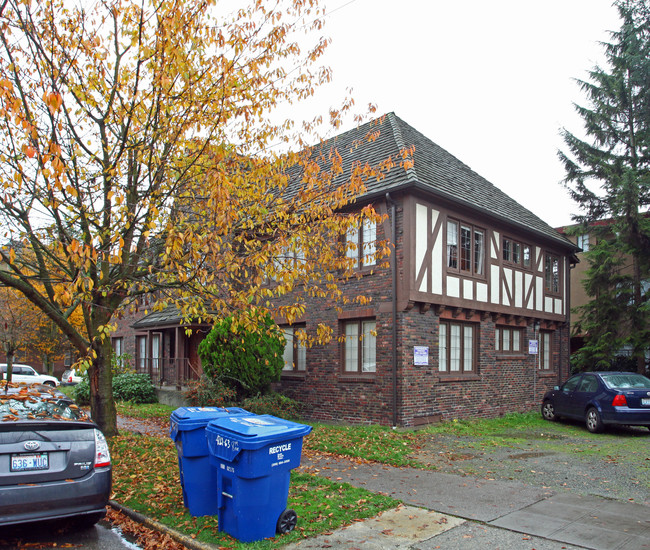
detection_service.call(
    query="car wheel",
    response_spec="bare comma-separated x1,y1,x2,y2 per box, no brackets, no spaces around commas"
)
541,400,557,421
276,508,298,535
43,381,55,387
586,407,603,433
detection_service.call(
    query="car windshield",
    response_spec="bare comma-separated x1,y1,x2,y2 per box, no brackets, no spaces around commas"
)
600,373,650,390
0,385,89,422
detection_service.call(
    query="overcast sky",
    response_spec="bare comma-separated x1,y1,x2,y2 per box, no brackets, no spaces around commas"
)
306,0,622,228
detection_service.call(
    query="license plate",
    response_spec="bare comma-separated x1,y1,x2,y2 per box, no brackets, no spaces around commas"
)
642,398,650,406
10,453,49,472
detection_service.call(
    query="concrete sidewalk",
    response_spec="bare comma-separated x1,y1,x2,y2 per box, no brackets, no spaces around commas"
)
288,455,650,550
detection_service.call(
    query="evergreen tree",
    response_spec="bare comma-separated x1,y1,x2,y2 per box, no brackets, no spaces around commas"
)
559,0,650,374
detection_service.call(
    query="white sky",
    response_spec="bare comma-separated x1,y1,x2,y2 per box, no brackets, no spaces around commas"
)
307,0,622,228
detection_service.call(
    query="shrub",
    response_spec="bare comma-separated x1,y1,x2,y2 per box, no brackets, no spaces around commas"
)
184,376,237,407
73,378,90,405
112,373,158,404
198,313,285,398
240,393,305,421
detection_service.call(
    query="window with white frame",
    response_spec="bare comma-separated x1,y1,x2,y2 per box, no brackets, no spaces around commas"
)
496,326,523,353
346,219,376,268
439,321,476,373
577,234,589,252
281,326,307,373
447,219,484,276
343,319,377,373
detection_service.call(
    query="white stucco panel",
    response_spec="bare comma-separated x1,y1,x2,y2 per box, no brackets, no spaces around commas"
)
491,265,500,303
536,277,544,310
491,231,499,260
447,276,460,298
432,212,442,295
515,270,523,308
545,296,554,313
555,298,562,315
416,204,428,292
476,282,488,302
525,273,534,309
463,279,473,300
502,267,513,307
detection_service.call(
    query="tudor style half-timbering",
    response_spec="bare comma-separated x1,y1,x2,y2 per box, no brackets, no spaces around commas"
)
277,113,579,427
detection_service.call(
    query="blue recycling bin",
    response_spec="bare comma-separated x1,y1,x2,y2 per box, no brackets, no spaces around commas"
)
205,414,312,542
169,406,248,517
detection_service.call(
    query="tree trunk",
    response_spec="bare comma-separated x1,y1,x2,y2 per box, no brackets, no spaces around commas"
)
89,338,118,437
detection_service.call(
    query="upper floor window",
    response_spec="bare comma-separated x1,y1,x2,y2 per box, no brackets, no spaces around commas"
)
495,326,523,354
439,320,476,373
544,254,560,294
282,326,307,373
346,219,376,268
447,220,485,276
503,237,532,269
577,234,589,252
342,319,376,374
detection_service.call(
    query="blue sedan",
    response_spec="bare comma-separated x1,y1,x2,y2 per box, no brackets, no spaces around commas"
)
541,371,650,433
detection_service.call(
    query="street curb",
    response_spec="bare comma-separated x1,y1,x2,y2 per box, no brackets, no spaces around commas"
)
109,500,220,550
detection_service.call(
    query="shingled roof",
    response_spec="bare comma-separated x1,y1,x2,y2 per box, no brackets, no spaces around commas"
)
309,112,575,250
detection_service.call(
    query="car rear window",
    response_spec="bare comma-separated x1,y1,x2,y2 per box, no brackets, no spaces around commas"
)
601,374,650,390
0,385,90,422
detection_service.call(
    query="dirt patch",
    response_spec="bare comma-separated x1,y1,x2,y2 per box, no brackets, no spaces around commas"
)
408,428,650,506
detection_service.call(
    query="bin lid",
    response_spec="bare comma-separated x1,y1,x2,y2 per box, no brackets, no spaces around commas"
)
170,407,249,433
206,414,312,449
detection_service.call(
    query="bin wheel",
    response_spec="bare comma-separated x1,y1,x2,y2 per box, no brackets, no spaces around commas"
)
276,508,298,534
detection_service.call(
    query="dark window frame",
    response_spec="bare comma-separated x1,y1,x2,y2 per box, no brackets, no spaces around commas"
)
495,326,524,354
341,318,377,375
281,324,307,374
446,219,486,278
439,320,478,374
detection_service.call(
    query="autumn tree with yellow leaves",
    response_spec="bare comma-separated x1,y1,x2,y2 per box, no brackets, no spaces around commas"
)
0,0,389,435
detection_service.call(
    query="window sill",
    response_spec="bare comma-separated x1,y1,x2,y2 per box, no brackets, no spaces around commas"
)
281,372,306,381
495,353,527,360
437,373,480,382
339,374,376,383
536,370,557,378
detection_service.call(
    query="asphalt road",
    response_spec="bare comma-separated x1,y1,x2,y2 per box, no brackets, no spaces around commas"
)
0,519,140,550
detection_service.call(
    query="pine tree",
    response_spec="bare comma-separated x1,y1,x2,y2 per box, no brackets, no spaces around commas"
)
559,0,650,374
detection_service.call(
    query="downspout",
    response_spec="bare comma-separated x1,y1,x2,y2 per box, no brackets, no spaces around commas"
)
385,193,398,428
565,259,574,385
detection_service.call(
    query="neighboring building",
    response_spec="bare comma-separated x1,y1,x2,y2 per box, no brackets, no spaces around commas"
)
113,113,579,427
557,218,650,358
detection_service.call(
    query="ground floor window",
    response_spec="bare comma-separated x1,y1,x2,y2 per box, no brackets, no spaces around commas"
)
540,331,553,370
495,326,523,353
282,326,307,372
439,321,476,373
343,319,376,373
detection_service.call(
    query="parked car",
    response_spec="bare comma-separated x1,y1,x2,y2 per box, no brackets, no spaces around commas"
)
541,371,650,433
60,369,83,386
0,364,59,387
0,382,111,527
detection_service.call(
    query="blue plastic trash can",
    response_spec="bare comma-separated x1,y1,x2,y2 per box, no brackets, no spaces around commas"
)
205,414,312,542
169,406,248,516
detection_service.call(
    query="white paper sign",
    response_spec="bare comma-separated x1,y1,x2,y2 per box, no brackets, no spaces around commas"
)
414,346,429,366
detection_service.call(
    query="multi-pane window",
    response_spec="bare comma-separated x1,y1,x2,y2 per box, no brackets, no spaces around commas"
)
540,331,552,370
495,327,523,353
346,219,376,268
544,254,560,293
136,336,147,370
503,237,530,268
112,337,123,357
577,234,589,252
439,321,476,373
343,319,377,373
447,220,484,276
282,326,307,373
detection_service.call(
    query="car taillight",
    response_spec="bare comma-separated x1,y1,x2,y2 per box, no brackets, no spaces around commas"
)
94,429,111,468
67,375,73,383
612,394,627,407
